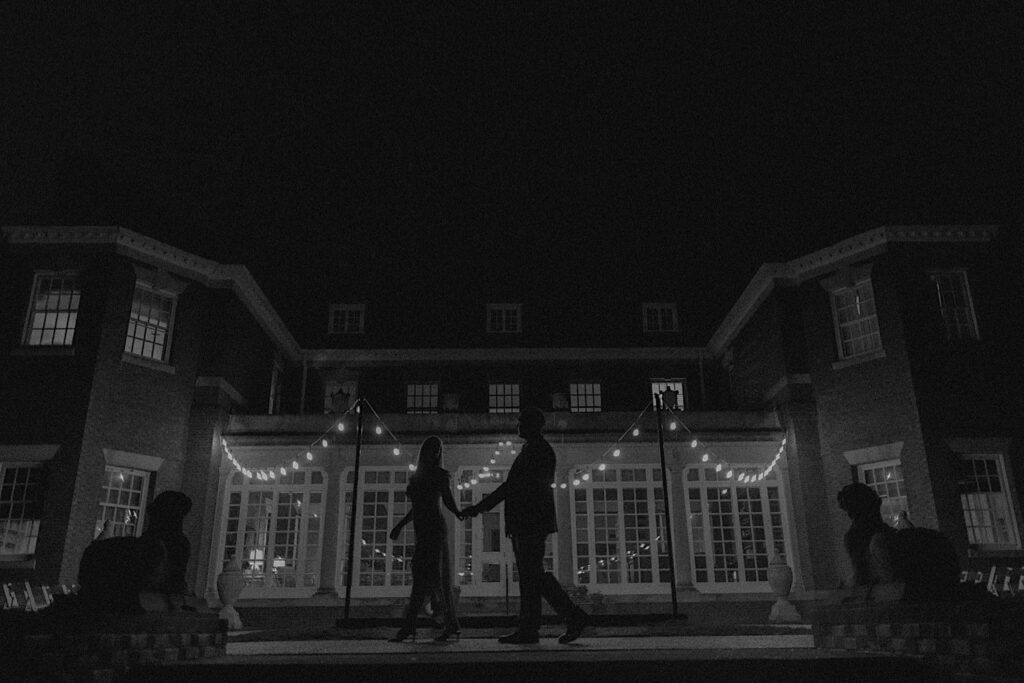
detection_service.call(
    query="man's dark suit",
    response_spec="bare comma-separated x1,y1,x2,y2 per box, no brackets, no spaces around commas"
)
469,434,582,635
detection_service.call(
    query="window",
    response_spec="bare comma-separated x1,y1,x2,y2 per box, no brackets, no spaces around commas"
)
685,465,787,589
406,383,439,414
642,303,678,333
572,467,670,589
95,466,151,538
488,383,520,414
569,383,602,413
124,282,176,362
340,468,413,591
931,271,979,341
959,455,1020,548
23,272,80,346
486,304,521,333
858,460,908,527
0,464,44,559
830,279,881,358
651,379,686,410
329,304,365,334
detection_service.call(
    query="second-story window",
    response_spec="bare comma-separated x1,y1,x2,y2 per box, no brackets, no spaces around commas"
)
931,270,979,341
124,282,176,362
23,272,80,346
488,382,520,414
651,379,686,410
486,304,521,333
830,279,881,359
642,303,678,333
329,304,365,334
569,383,602,413
406,383,439,414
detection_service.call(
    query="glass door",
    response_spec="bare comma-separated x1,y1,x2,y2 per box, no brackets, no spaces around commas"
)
458,474,518,597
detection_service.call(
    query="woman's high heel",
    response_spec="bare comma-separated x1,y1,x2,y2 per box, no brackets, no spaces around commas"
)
434,626,460,642
389,627,416,643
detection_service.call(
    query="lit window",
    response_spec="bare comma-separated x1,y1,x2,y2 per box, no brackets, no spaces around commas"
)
124,283,176,362
931,271,979,341
23,272,80,346
486,304,521,333
858,460,908,526
329,304,365,334
406,383,439,414
650,379,686,410
569,383,602,413
95,466,151,538
488,383,520,414
0,464,45,559
830,279,881,358
642,303,678,333
959,455,1020,549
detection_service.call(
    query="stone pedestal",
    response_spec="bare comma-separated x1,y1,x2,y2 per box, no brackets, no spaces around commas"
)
216,559,244,630
767,553,802,623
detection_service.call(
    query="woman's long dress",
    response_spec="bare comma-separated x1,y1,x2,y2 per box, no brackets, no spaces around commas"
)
401,469,460,631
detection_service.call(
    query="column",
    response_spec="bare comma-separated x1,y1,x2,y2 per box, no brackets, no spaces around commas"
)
316,466,343,596
555,467,575,585
666,459,693,589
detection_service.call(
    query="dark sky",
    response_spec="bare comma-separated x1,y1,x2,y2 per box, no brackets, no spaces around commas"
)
2,4,1021,344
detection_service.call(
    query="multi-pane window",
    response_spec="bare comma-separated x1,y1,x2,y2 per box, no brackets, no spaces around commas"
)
959,455,1020,548
406,383,439,414
642,303,678,332
569,383,602,413
858,460,908,527
222,468,325,590
488,382,520,414
931,271,979,341
651,379,686,410
95,466,151,538
685,465,787,588
830,279,882,359
340,469,413,589
486,303,521,333
329,304,365,334
572,467,669,588
124,283,176,362
0,464,45,558
23,273,80,346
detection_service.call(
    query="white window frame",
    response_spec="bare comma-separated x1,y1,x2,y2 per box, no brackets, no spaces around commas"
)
930,270,980,341
486,303,521,333
488,382,521,414
124,281,177,363
0,462,45,560
406,382,439,414
959,454,1021,550
22,271,81,347
329,304,365,334
95,465,151,538
857,459,909,527
642,303,679,333
683,464,789,594
340,467,414,597
570,465,670,594
829,278,882,359
650,379,686,410
569,382,602,413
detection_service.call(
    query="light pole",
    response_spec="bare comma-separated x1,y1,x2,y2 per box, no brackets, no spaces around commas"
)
343,398,365,621
655,392,680,618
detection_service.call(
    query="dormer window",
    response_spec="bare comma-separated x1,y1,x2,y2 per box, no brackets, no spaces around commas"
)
329,304,365,334
23,272,80,346
486,303,521,333
124,282,177,363
642,303,678,333
829,279,881,359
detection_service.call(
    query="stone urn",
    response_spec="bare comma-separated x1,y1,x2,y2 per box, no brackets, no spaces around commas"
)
767,552,801,623
216,558,245,630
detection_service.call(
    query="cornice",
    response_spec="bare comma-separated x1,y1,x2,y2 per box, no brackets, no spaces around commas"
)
304,346,706,366
708,225,998,355
2,226,300,362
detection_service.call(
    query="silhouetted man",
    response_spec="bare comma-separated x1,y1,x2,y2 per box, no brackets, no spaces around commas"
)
462,406,589,644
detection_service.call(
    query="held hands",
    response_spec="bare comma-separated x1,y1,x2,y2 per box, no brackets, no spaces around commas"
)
460,505,479,519
389,526,401,541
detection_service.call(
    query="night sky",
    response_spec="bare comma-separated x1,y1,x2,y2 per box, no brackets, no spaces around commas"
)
2,4,1021,344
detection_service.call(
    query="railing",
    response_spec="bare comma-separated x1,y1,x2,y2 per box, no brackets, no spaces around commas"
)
1,582,77,612
960,566,1024,598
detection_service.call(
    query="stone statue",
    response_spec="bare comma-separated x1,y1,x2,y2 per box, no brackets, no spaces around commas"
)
837,483,959,602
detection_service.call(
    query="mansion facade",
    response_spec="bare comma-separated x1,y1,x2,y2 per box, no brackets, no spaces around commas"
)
1,225,1020,612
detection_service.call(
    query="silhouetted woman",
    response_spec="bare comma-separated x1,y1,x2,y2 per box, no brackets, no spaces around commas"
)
388,436,462,642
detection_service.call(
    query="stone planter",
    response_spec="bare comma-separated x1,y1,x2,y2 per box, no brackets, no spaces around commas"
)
216,559,244,630
767,553,801,622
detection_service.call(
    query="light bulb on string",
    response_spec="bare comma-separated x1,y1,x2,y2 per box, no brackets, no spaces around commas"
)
582,473,590,481
337,423,345,432
715,463,722,472
392,448,400,456
292,461,299,470
456,484,464,491
669,421,677,431
321,439,328,448
280,467,287,475
269,471,276,480
470,478,478,485
490,458,496,465
408,463,416,471
598,463,607,471
632,427,640,437
613,449,621,457
375,426,382,435
510,449,516,455
726,469,733,478
550,483,557,489
306,451,314,461
573,478,581,486
690,439,698,448
560,483,567,489
701,453,709,463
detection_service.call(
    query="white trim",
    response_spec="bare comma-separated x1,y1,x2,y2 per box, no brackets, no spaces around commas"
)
304,346,705,366
0,445,59,462
2,226,301,362
101,448,165,474
708,225,998,355
841,442,904,467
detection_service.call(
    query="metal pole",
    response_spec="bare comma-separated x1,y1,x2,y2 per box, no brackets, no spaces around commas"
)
343,398,365,621
654,394,679,618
